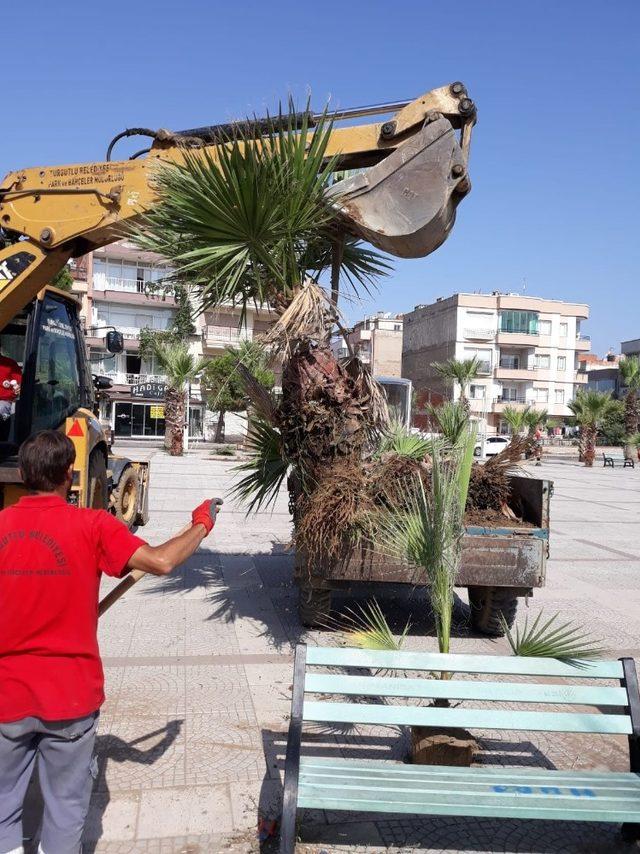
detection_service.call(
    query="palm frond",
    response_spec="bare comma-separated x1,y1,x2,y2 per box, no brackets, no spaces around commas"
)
369,442,468,654
427,400,469,446
130,101,391,319
262,280,335,356
337,599,410,651
230,416,289,512
502,611,606,663
152,340,207,386
432,357,481,389
376,422,434,461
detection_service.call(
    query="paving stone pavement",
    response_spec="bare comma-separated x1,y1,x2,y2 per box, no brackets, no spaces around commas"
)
22,450,640,853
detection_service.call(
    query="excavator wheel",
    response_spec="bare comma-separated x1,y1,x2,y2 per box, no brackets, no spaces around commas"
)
467,586,519,637
88,451,108,511
111,466,140,530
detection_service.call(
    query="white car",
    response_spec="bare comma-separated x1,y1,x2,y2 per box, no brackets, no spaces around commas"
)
474,435,509,457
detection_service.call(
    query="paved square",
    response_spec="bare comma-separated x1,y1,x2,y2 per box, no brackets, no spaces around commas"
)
28,451,640,853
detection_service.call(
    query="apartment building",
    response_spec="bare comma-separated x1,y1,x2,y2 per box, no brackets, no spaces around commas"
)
402,292,590,434
75,240,275,442
333,312,404,377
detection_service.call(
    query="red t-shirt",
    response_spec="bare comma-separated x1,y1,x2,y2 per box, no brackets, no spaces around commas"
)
0,356,22,401
0,494,146,722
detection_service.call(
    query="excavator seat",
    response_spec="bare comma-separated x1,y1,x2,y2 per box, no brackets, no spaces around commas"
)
326,116,468,259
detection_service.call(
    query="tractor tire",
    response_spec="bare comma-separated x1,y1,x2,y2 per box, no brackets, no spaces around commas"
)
468,586,519,637
298,582,332,627
88,451,108,511
111,466,139,530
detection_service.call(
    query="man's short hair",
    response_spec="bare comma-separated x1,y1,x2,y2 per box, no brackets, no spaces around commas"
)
19,430,76,492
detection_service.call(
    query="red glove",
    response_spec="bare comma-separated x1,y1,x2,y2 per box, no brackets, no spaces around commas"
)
191,498,222,535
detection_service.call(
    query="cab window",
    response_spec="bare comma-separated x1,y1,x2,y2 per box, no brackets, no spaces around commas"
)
32,296,82,432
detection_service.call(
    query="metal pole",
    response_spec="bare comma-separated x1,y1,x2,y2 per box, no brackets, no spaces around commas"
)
313,99,411,123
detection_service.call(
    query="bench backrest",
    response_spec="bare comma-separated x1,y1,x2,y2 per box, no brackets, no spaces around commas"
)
295,646,640,737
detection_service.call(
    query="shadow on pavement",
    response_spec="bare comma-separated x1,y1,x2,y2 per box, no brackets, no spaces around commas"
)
23,720,183,853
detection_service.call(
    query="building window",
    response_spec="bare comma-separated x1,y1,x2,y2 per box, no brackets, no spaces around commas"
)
393,324,402,332
555,389,565,404
469,384,485,400
501,386,522,402
498,420,510,435
538,319,552,335
534,388,549,403
499,310,538,335
535,354,551,369
560,322,568,337
557,355,566,370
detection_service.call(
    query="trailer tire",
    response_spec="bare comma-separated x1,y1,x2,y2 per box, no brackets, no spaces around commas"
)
298,582,332,627
468,586,519,637
111,466,139,530
88,451,108,511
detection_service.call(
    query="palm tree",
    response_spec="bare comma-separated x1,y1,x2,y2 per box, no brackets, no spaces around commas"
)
130,105,392,573
432,357,481,414
502,405,530,437
618,356,640,460
153,341,207,456
568,390,618,467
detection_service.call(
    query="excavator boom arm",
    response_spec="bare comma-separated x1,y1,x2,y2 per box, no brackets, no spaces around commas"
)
0,82,475,329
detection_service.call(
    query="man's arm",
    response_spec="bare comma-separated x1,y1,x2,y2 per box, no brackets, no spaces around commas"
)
126,498,222,576
128,524,207,576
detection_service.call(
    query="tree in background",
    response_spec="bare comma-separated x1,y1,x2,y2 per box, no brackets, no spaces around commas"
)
502,405,529,437
200,341,274,442
51,265,74,292
432,357,481,414
151,341,207,456
568,390,618,466
618,355,640,460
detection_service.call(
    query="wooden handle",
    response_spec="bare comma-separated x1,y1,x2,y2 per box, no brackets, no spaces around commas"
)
98,522,192,617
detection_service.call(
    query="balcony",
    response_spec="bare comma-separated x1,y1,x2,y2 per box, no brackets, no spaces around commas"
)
496,330,539,346
203,325,252,348
575,334,591,352
493,396,529,411
463,327,495,340
495,365,531,380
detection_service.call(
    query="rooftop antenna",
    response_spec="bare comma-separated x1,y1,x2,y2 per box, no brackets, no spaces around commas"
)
521,277,527,294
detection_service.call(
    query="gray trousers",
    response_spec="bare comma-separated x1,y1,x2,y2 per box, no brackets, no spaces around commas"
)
0,713,98,854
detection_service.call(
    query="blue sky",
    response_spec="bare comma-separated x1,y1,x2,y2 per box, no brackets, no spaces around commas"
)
3,1,638,354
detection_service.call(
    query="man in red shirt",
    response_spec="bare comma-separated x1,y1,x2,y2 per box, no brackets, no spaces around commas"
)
0,430,220,854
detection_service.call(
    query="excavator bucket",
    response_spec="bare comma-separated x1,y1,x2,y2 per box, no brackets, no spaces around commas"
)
325,116,469,259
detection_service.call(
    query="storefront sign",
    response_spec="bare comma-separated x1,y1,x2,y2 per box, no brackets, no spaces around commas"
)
149,405,165,419
131,382,166,400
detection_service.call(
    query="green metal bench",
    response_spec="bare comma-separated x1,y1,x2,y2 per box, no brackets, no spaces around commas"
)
280,645,640,853
603,452,635,468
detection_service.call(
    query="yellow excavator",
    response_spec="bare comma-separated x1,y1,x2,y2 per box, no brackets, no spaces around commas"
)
0,81,476,519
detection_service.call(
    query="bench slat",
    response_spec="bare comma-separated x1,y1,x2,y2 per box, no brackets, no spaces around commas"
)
300,757,640,788
301,767,640,795
305,647,623,679
302,700,633,734
297,784,640,823
304,674,628,706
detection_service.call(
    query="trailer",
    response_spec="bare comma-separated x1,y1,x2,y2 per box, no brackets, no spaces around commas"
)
296,474,551,636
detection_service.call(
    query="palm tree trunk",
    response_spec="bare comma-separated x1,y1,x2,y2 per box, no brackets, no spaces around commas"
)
214,410,225,443
583,426,596,467
624,390,638,460
165,385,186,456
